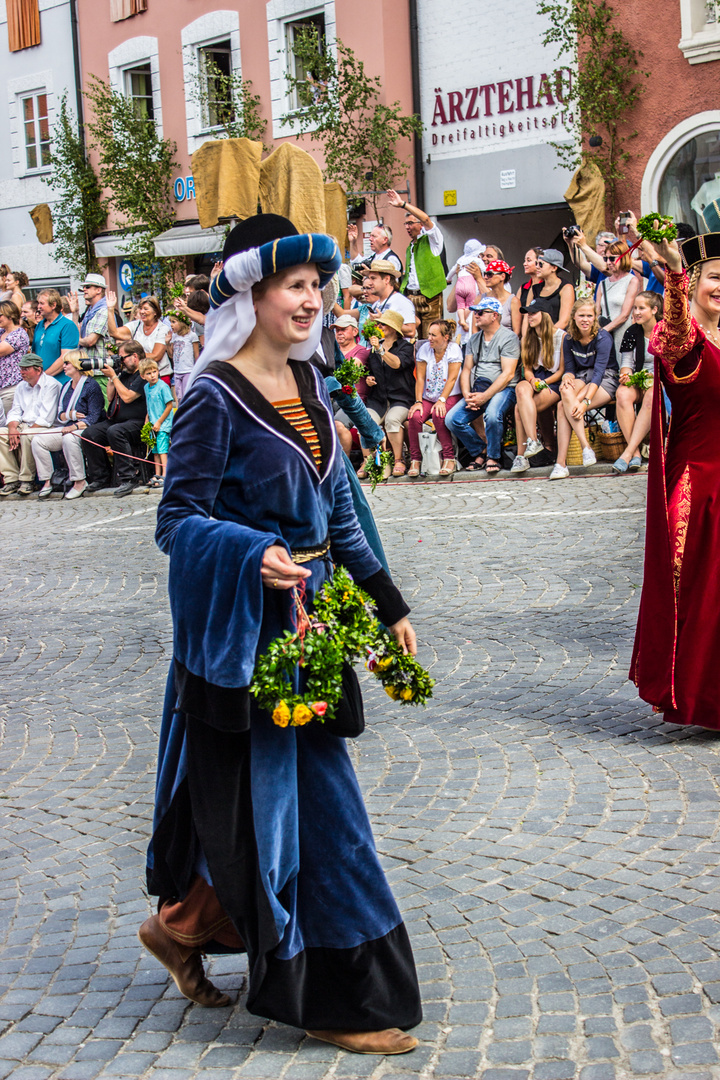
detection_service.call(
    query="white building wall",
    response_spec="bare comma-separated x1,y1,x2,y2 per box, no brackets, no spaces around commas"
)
416,0,577,216
0,0,79,286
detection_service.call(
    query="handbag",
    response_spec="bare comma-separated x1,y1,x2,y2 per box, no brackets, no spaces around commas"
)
322,662,365,738
418,428,442,475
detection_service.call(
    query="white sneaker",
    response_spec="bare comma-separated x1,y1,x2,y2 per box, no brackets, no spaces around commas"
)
510,455,530,473
549,464,570,480
525,438,544,458
582,447,597,466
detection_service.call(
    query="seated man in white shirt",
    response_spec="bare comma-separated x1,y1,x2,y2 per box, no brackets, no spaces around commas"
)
0,353,62,495
365,260,418,339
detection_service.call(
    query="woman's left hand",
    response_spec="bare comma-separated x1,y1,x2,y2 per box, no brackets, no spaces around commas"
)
570,397,586,420
432,399,447,418
261,544,311,590
388,617,417,656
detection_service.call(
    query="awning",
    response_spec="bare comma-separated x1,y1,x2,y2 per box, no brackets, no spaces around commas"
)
153,223,226,257
93,233,140,258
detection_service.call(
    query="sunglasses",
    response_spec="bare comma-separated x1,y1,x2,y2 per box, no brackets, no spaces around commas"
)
483,271,500,278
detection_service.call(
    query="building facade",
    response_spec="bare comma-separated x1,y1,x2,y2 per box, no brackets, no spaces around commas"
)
0,0,82,292
613,0,720,235
75,0,416,295
414,0,577,273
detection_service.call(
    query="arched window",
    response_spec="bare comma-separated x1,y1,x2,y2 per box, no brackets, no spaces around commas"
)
641,113,720,233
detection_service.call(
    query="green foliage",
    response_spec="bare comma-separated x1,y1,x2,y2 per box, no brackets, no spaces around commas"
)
250,567,434,725
189,57,269,150
140,422,157,448
332,355,366,394
43,93,107,277
537,0,649,212
364,449,394,492
626,369,653,390
636,213,677,244
282,27,423,213
85,75,181,290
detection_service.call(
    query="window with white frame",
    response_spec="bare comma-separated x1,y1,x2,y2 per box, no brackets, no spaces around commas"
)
108,37,162,136
198,39,233,129
284,13,325,111
180,12,241,152
124,63,155,121
679,0,720,63
266,0,336,138
22,91,50,171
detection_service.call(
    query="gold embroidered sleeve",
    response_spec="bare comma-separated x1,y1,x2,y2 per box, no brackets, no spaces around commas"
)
650,269,705,384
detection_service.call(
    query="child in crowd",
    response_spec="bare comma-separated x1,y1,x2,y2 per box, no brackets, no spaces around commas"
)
164,310,199,403
140,358,174,487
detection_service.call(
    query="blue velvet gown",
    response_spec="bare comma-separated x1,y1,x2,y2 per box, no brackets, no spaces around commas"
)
146,358,422,1031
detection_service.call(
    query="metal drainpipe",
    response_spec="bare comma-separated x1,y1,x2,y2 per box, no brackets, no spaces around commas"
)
408,0,424,207
69,0,85,148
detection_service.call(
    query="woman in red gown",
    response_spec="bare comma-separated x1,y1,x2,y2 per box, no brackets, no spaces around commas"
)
631,232,720,727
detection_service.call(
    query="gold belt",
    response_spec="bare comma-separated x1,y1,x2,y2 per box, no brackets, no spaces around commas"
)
291,536,331,564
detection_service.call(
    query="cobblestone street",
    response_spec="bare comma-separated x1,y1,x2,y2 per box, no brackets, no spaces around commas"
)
4,474,720,1080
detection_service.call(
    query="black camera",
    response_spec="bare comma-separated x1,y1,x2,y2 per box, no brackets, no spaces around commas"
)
79,355,121,373
563,225,582,240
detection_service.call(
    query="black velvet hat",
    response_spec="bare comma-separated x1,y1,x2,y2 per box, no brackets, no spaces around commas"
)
679,232,720,271
222,213,298,260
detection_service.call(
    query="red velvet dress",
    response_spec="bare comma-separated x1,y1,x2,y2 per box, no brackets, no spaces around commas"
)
630,269,720,727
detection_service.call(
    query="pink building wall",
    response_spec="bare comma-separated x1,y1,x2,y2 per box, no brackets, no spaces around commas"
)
77,0,418,253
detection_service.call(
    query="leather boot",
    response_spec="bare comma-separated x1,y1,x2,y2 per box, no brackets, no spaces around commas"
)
138,915,232,1007
306,1028,418,1054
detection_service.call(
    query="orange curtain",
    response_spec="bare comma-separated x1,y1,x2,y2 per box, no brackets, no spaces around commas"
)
7,0,41,51
109,0,146,22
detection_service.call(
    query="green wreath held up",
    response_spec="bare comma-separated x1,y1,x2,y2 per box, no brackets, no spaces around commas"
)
250,567,434,728
636,214,677,245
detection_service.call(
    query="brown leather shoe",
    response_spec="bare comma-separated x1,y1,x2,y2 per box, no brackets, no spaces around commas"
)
138,915,232,1007
306,1028,418,1054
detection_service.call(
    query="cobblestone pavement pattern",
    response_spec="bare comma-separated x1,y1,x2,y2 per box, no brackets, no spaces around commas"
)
3,475,720,1080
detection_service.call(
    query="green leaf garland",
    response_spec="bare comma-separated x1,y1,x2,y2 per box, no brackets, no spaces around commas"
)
250,567,434,728
636,214,677,245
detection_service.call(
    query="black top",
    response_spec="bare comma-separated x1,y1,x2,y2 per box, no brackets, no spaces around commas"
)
531,281,566,324
365,339,416,414
108,369,146,423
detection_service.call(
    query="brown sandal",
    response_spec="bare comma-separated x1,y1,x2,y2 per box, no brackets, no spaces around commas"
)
392,462,407,476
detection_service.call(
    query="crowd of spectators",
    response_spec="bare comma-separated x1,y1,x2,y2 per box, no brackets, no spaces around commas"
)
0,269,210,498
0,202,684,498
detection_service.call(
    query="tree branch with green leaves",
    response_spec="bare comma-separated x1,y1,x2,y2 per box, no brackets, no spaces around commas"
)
189,57,270,151
43,93,107,277
537,0,649,214
85,74,182,291
282,27,423,215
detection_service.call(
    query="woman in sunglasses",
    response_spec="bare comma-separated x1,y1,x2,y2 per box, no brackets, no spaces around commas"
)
480,259,517,330
530,249,576,330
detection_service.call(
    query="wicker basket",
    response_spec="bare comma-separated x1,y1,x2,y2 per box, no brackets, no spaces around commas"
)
567,424,600,466
598,431,628,461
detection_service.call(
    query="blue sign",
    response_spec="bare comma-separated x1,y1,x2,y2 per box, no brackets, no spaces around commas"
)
119,260,134,290
174,176,196,202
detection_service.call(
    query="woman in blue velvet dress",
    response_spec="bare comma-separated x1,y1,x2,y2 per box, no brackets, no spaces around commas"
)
140,215,422,1056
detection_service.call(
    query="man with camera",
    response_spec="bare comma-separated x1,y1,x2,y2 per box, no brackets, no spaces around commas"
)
67,273,112,405
564,226,618,296
82,340,147,497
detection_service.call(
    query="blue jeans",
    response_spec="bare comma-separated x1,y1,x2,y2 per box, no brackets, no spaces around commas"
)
446,387,516,461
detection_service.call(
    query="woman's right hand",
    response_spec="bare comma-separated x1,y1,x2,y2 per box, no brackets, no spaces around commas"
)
619,371,631,385
657,235,683,274
408,402,423,419
261,544,311,591
365,375,377,387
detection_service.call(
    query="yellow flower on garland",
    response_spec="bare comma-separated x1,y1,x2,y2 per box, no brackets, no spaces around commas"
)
292,703,314,726
385,685,401,700
400,687,413,701
377,658,392,672
272,701,291,727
